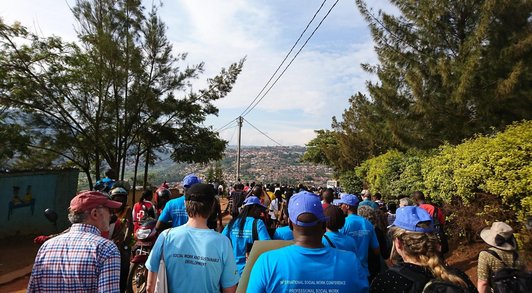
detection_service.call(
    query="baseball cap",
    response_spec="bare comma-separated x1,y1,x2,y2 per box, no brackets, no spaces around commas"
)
243,196,267,209
184,183,215,203
183,174,202,188
70,191,123,212
390,206,434,233
338,193,359,207
288,191,328,227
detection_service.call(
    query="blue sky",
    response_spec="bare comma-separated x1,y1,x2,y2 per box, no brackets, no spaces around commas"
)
1,0,393,146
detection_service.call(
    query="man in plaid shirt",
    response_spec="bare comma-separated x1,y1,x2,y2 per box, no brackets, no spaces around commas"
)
28,191,122,293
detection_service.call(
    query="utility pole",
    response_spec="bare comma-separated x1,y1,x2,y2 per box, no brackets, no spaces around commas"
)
236,116,243,182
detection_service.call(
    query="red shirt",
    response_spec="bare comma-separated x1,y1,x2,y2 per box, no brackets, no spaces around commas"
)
132,200,155,232
419,203,445,225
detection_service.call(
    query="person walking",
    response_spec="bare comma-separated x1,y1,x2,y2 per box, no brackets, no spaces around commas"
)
145,183,239,293
322,205,357,254
370,206,476,292
28,191,122,292
222,196,271,276
156,174,201,230
338,193,380,273
477,222,525,293
248,190,368,292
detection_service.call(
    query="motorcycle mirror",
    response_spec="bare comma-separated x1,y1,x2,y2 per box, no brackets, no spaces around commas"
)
44,208,58,224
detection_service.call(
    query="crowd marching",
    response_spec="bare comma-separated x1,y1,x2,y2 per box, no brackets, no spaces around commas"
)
26,170,529,293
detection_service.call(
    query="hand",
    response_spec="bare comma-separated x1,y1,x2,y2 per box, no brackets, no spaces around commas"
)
33,235,50,244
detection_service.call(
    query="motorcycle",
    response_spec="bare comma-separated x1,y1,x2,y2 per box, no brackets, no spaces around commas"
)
127,218,158,293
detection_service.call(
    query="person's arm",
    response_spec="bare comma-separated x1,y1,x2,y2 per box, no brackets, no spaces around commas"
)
97,248,121,293
222,285,237,293
146,271,157,293
477,279,489,293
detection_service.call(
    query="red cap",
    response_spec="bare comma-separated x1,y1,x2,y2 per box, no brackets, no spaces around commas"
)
70,191,123,212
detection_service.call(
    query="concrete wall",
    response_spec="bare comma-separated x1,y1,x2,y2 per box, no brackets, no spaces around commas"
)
0,169,79,238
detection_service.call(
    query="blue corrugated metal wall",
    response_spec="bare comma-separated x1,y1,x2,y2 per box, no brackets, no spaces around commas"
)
0,169,79,238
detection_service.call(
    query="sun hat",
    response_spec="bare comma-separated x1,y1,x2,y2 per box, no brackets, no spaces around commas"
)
70,191,123,212
390,206,434,233
184,183,215,204
337,193,359,207
182,174,202,188
288,191,328,227
480,222,517,251
243,196,267,209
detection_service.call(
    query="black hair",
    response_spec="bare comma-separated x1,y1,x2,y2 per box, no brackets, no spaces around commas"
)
140,189,153,203
226,204,262,237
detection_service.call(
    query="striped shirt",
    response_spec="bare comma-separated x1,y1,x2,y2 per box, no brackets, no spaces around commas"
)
27,223,121,293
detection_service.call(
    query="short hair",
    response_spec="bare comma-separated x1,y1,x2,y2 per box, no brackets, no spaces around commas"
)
357,206,377,226
413,191,425,201
186,200,213,218
323,188,334,204
373,193,382,200
324,205,345,231
399,197,413,206
68,209,88,224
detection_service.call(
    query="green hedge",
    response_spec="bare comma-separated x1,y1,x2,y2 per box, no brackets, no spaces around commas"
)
344,120,532,221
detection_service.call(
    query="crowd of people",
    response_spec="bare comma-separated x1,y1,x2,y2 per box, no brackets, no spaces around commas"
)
26,171,528,293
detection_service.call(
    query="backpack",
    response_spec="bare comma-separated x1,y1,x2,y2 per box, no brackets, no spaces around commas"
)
430,205,449,254
389,265,468,293
483,249,532,293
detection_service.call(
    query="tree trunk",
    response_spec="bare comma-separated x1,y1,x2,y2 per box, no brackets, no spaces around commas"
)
143,148,150,189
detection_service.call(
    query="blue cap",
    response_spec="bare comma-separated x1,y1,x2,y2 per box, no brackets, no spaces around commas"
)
391,206,434,233
338,193,359,207
288,191,328,227
243,196,267,209
182,174,201,188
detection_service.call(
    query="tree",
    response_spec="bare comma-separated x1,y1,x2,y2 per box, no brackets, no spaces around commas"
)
0,0,244,188
350,0,531,149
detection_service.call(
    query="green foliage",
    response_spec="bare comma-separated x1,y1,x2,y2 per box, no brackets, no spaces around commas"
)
351,121,531,222
338,170,363,194
354,150,427,199
0,1,244,187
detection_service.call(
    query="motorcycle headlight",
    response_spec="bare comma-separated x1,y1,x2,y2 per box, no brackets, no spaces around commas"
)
136,228,151,240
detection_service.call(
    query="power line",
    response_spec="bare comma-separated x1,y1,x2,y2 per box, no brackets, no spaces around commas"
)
239,0,329,118
241,0,340,117
215,118,237,132
242,117,283,146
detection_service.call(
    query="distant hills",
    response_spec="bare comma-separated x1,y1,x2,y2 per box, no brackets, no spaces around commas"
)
124,145,334,188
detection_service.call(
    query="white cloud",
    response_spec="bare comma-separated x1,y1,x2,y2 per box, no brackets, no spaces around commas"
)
1,0,384,146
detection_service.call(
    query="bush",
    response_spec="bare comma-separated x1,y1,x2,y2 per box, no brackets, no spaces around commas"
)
340,120,531,243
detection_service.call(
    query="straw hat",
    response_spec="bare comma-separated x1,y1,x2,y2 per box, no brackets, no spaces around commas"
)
480,222,517,251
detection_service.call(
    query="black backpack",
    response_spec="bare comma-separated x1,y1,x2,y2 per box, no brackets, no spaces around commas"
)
389,265,468,293
430,205,449,255
483,249,532,293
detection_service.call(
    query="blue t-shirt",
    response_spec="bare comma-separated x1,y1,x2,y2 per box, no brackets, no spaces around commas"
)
146,225,239,292
158,196,188,227
273,226,294,240
340,214,379,269
359,199,379,210
322,231,358,254
221,217,271,275
248,245,368,293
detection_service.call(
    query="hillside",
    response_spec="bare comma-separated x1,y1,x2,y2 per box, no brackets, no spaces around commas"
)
79,146,334,190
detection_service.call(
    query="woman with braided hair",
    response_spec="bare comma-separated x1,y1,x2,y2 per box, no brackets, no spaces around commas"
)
370,206,477,292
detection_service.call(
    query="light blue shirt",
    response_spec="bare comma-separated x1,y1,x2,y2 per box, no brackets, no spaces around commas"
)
273,226,294,240
248,245,368,293
340,214,379,269
221,217,271,275
322,231,358,255
146,225,239,292
158,196,188,227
